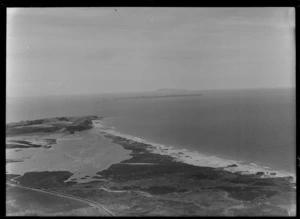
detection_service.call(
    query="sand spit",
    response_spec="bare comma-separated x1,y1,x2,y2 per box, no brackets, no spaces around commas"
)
93,120,295,182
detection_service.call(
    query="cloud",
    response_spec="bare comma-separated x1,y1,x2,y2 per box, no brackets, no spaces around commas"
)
6,7,295,97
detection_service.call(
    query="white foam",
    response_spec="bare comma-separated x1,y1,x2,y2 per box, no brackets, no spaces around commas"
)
92,119,296,182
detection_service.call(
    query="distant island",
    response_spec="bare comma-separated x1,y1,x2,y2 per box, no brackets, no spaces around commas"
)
154,88,191,92
113,89,202,100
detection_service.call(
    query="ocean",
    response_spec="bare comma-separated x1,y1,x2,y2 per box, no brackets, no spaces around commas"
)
6,88,295,174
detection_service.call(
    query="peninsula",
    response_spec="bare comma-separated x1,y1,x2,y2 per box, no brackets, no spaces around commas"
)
6,116,296,216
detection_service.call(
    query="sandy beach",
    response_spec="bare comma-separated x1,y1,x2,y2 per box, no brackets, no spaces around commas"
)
92,119,295,182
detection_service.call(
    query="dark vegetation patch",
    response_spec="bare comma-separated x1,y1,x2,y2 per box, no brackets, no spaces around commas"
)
121,153,175,164
6,159,23,163
6,143,42,149
222,174,263,185
6,174,21,181
226,164,238,168
64,119,93,133
97,135,224,182
111,185,187,195
141,186,188,195
92,176,104,179
8,140,32,144
222,174,294,189
6,119,45,128
103,134,149,154
63,116,98,134
117,185,139,190
6,115,99,136
15,171,73,189
56,117,70,121
64,181,78,186
98,162,218,182
103,134,176,164
184,168,225,180
255,172,265,176
6,117,72,129
232,203,288,216
217,186,278,201
250,179,277,186
6,126,61,136
6,139,56,149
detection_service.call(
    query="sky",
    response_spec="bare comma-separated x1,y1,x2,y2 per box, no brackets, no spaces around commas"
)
7,7,295,97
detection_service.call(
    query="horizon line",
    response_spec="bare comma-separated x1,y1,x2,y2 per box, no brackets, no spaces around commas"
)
6,86,295,99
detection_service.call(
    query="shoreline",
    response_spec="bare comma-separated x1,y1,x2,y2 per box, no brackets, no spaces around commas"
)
7,116,296,216
93,119,295,182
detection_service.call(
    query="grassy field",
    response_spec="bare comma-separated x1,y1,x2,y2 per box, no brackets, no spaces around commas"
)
6,185,97,216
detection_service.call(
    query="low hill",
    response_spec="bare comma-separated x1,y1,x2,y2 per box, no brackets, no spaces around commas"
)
6,115,100,136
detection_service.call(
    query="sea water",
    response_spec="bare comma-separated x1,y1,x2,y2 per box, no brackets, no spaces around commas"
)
6,88,295,174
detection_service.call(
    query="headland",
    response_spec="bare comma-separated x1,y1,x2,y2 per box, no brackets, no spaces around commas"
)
6,116,296,216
